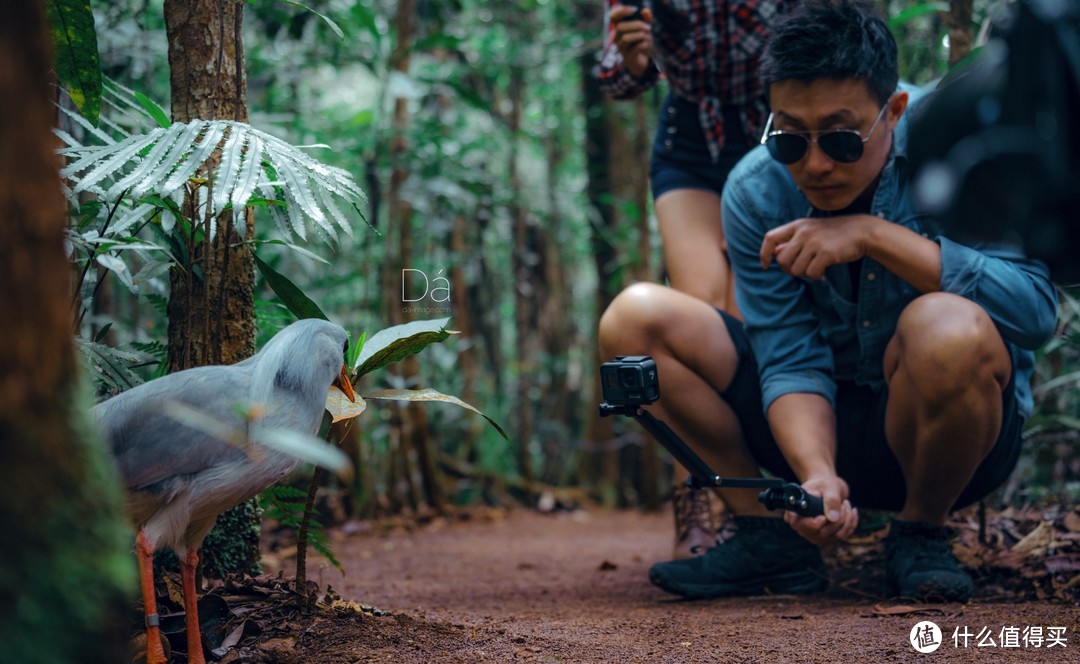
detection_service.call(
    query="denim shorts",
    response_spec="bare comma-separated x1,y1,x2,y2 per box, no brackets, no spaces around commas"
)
649,94,753,199
714,310,1025,511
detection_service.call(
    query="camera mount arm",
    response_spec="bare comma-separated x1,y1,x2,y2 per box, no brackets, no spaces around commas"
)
599,403,824,517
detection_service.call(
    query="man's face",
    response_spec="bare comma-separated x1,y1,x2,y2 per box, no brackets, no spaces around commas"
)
767,78,908,211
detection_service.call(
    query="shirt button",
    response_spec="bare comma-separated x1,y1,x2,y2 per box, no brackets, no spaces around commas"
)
667,125,677,135
664,139,674,150
876,211,886,218
668,106,677,116
862,320,871,328
866,273,876,281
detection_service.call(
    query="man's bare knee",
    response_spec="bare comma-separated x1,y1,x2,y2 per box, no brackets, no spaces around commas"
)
891,293,1010,395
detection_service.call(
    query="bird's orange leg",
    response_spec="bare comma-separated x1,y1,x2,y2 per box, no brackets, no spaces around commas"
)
180,548,206,664
135,530,167,664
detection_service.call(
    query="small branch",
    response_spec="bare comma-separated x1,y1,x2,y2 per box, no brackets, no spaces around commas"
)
295,466,324,605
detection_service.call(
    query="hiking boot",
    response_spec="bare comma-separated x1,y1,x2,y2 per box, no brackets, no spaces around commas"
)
884,520,974,603
672,485,715,559
650,516,828,598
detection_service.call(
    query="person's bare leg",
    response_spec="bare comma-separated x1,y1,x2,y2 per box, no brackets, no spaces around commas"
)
883,293,1012,525
655,189,740,318
599,283,769,517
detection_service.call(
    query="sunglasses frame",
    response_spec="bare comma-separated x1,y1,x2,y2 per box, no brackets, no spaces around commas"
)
760,95,894,165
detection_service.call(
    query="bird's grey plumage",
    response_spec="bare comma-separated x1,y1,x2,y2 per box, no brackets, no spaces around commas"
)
94,318,349,555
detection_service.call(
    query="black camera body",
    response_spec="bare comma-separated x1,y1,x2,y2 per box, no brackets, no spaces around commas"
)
600,355,659,406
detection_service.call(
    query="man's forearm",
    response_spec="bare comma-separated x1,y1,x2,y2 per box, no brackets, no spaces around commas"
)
766,392,838,481
864,218,942,294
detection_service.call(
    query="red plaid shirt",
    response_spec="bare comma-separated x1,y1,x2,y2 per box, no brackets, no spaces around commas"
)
599,0,795,160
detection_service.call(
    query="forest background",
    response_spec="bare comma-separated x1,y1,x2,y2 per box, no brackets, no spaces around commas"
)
69,0,1080,531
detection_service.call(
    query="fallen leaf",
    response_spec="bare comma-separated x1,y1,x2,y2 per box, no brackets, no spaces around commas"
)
1063,511,1080,533
1012,521,1055,558
872,603,946,617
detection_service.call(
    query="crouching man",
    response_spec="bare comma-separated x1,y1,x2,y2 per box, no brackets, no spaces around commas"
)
599,0,1057,602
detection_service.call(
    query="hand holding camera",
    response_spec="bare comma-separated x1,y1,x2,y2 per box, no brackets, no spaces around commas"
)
609,4,654,79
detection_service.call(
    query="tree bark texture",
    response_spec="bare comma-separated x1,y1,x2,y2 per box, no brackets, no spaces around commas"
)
0,2,132,660
164,0,255,371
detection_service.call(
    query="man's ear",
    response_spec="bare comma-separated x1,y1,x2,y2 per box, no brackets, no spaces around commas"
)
888,91,909,128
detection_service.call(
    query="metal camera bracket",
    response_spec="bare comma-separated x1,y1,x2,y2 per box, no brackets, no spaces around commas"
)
599,400,824,517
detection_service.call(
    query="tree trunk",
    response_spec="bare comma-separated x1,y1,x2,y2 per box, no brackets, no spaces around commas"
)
164,0,259,578
507,63,539,500
945,0,974,66
0,2,132,660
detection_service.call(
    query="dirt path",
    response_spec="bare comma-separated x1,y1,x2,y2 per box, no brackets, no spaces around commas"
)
267,509,1078,662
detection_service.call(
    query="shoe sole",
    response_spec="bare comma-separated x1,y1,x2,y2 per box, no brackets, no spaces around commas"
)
650,567,827,599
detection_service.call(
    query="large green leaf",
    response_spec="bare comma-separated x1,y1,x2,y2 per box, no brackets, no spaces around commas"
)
253,252,329,321
46,0,102,125
364,388,509,441
353,318,454,378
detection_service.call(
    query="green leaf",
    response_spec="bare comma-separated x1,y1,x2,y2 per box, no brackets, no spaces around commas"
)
253,252,329,322
46,0,102,125
312,538,345,575
363,388,509,442
353,318,454,378
276,0,344,39
347,331,366,370
134,91,171,129
888,2,948,27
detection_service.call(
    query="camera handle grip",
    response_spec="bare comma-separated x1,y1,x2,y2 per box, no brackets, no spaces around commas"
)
758,484,825,517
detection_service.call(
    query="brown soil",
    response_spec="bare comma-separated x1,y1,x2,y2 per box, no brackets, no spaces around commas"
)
243,508,1079,663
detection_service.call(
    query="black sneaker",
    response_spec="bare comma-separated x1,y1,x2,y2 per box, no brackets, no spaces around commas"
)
884,520,974,602
649,516,828,599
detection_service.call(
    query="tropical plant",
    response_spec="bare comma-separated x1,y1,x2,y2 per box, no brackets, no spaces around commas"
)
256,260,507,598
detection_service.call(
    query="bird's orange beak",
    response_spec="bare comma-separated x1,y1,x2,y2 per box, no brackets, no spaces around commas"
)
334,364,356,403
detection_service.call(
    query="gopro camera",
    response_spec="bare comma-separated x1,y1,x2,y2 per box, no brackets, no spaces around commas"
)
600,355,659,406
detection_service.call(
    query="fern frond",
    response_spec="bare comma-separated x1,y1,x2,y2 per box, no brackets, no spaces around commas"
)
60,119,367,246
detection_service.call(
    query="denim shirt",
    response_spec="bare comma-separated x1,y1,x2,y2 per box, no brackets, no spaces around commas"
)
721,92,1058,419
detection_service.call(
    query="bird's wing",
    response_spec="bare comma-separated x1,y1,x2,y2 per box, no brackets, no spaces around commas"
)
94,366,260,490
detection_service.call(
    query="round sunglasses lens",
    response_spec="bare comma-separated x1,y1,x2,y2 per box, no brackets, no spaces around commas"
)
767,134,808,164
818,132,863,163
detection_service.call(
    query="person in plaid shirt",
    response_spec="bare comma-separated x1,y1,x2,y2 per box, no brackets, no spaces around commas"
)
599,0,794,561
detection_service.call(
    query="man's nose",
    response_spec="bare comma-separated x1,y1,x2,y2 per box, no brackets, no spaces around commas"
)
803,140,834,177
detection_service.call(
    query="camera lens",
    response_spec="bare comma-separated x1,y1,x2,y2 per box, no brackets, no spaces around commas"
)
617,366,640,389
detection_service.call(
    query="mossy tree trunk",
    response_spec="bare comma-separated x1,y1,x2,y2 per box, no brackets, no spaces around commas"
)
0,2,133,660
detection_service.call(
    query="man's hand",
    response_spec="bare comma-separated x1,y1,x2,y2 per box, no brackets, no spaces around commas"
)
760,214,879,280
609,5,654,78
783,475,859,546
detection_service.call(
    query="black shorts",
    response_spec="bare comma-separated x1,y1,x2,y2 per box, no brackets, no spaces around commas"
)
715,310,1025,511
648,94,750,199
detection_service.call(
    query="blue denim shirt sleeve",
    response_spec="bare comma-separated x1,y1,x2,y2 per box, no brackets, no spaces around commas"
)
722,159,838,412
938,237,1058,349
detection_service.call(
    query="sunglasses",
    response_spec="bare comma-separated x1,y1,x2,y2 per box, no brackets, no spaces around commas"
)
760,98,892,165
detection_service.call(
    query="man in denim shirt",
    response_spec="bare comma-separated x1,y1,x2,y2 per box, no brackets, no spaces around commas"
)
599,0,1058,602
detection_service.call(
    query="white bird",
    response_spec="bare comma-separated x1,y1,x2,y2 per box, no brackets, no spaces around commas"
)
93,318,355,664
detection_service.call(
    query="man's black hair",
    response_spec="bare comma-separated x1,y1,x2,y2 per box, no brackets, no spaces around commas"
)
760,0,899,106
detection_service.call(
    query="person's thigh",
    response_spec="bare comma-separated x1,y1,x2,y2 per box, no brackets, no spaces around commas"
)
654,189,730,306
833,376,1024,511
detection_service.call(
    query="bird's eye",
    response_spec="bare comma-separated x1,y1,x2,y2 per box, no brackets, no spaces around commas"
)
343,340,349,355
